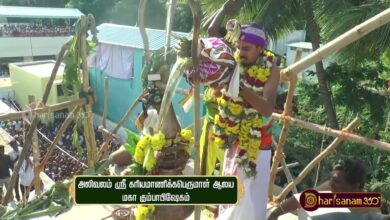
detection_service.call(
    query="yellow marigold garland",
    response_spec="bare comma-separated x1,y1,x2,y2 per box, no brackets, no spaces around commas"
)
136,205,155,220
134,129,194,172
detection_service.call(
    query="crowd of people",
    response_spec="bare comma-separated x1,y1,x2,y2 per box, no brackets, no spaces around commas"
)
0,24,75,37
0,99,121,186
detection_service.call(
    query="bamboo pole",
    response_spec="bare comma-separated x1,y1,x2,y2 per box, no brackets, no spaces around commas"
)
188,1,201,220
0,98,88,121
97,91,144,160
272,113,390,151
283,8,390,79
102,77,109,128
275,117,360,202
2,39,71,205
138,0,150,62
98,125,122,141
276,162,299,173
164,0,177,62
268,49,302,200
155,81,204,97
272,139,298,195
80,16,98,167
27,97,43,196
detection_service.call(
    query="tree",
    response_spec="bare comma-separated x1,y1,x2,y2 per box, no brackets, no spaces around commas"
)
66,0,119,24
172,3,193,32
111,0,166,29
315,0,390,65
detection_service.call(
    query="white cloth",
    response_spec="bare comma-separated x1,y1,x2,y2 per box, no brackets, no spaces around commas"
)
226,64,240,98
218,148,271,220
142,109,159,135
91,43,134,79
18,157,34,187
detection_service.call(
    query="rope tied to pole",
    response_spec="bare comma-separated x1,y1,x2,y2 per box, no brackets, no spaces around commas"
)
323,125,331,137
340,128,350,140
279,113,288,125
273,149,285,161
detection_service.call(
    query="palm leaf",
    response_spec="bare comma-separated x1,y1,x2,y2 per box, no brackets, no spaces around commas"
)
200,0,304,41
317,1,390,64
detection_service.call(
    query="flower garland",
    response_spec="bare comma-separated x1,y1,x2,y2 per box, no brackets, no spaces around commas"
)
212,50,275,177
134,129,194,172
136,205,155,220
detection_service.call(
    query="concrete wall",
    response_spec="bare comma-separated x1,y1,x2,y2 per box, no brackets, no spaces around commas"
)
9,62,65,109
0,36,70,58
269,30,306,56
89,49,202,133
9,63,43,109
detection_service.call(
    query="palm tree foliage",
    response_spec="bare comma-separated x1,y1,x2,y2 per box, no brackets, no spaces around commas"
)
201,0,390,62
315,0,390,64
201,0,305,41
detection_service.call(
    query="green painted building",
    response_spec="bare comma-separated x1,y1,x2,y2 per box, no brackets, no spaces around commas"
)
9,60,77,122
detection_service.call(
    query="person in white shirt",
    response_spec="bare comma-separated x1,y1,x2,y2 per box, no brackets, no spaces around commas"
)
109,108,159,165
19,156,34,201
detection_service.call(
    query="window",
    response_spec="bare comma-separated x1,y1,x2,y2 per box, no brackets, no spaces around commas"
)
57,84,64,97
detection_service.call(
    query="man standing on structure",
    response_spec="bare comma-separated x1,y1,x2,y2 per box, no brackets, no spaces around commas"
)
205,0,280,219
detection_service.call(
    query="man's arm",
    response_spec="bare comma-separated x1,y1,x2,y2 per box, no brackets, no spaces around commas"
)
268,195,301,220
268,181,332,220
207,0,245,37
240,65,280,117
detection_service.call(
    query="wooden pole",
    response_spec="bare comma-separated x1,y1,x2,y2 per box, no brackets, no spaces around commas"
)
102,77,109,128
268,49,302,200
188,1,201,220
283,8,390,80
272,113,390,151
0,98,88,121
275,117,360,202
2,38,71,205
276,162,299,173
98,125,122,141
138,0,150,62
27,97,43,196
155,81,201,97
164,0,177,62
80,16,98,167
97,91,144,160
272,139,298,195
